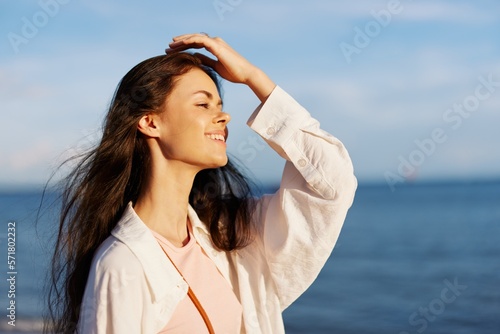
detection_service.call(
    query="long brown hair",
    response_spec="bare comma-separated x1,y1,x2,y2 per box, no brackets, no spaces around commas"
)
44,53,256,333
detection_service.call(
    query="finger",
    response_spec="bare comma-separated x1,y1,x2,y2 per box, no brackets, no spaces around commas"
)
171,33,211,42
165,39,215,54
172,33,202,41
169,34,225,50
165,44,200,54
169,36,210,49
166,35,230,64
171,34,190,41
165,47,179,54
193,52,218,68
167,43,203,54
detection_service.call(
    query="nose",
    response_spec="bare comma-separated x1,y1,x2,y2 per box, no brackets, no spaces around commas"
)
215,111,231,124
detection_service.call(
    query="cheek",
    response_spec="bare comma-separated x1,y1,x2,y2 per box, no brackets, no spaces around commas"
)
166,117,206,151
163,113,198,137
160,109,211,155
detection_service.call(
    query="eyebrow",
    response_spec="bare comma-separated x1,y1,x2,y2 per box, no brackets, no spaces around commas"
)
193,90,223,106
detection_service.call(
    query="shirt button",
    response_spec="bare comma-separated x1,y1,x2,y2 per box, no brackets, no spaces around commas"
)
298,159,307,167
211,250,218,257
266,127,276,135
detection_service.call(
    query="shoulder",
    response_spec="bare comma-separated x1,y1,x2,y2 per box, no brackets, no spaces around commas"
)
79,236,156,333
90,235,144,278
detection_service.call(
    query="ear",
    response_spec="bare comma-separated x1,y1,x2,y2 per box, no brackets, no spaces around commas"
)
137,114,160,138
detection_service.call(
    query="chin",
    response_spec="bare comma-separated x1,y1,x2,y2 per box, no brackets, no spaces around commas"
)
204,156,228,169
216,157,229,167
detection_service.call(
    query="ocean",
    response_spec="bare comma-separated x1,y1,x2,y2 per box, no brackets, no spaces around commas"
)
1,181,499,333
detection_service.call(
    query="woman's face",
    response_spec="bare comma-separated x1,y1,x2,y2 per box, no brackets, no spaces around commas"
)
155,67,230,170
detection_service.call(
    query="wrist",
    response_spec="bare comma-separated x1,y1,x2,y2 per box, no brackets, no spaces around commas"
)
245,68,276,103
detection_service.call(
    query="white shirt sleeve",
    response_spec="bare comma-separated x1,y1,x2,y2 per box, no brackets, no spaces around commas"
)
247,86,357,310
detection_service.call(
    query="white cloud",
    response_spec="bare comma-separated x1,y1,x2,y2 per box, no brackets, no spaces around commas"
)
0,59,56,98
303,0,498,24
399,1,497,23
8,139,54,170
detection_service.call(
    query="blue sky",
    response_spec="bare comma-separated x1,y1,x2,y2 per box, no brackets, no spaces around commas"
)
1,0,499,189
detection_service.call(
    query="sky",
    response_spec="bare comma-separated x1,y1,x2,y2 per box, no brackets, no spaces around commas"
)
1,0,499,190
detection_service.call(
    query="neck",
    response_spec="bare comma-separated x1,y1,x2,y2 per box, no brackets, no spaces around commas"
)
134,159,199,248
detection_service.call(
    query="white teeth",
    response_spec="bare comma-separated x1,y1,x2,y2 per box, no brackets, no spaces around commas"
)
206,134,225,142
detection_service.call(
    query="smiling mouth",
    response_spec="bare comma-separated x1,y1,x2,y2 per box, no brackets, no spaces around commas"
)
205,133,226,142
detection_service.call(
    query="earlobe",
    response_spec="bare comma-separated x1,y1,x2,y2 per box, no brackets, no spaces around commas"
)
137,114,160,138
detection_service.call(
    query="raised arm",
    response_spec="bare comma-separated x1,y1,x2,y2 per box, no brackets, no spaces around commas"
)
246,86,357,309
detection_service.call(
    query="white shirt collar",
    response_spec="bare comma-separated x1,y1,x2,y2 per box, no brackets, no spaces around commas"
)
111,202,187,303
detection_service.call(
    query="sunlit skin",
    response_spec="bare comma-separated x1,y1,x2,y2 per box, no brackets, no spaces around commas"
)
134,69,230,247
155,68,230,171
134,33,276,248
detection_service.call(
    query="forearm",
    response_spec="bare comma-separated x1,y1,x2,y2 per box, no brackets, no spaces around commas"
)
245,67,276,103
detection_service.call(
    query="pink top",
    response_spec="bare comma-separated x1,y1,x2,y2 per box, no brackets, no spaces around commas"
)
151,225,243,333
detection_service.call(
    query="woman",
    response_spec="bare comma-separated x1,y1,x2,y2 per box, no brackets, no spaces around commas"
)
46,33,357,333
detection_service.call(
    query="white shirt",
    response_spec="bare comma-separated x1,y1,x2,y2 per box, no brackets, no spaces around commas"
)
77,86,357,334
